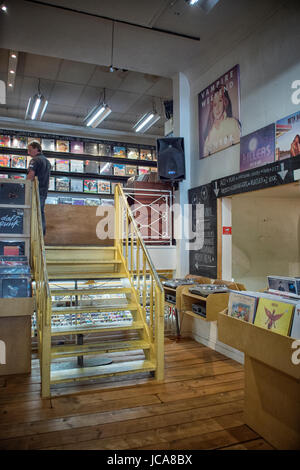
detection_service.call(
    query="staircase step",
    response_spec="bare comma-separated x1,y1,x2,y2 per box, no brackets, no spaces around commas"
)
51,320,144,336
47,260,122,265
48,272,128,280
50,287,132,296
51,303,139,315
51,339,150,359
50,359,156,384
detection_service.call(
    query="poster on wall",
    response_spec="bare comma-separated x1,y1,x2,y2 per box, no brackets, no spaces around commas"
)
198,64,241,159
276,110,300,160
188,184,218,279
240,124,275,172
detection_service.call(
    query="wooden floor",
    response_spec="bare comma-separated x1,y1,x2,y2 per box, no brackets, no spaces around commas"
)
0,337,274,450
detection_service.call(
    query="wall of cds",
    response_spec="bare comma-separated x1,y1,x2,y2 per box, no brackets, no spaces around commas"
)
0,131,158,206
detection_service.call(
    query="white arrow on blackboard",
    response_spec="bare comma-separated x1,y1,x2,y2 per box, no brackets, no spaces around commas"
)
214,181,219,197
278,163,288,181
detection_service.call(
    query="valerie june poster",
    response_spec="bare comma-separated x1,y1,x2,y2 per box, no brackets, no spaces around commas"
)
240,124,275,172
198,64,241,159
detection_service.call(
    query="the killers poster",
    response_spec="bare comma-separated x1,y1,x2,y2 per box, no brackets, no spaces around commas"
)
198,64,241,159
240,124,275,172
276,110,300,160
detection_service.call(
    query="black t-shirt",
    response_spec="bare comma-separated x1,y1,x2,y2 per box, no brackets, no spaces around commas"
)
28,153,51,197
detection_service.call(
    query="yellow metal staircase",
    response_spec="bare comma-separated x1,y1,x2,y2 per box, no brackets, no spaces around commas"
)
30,181,164,398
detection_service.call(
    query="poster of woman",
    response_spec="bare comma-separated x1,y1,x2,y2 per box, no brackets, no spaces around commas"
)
198,65,241,159
276,111,300,160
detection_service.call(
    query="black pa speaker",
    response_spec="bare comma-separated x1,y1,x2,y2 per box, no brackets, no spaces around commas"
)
157,137,185,182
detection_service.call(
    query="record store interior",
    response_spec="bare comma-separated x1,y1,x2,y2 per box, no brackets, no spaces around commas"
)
0,0,299,452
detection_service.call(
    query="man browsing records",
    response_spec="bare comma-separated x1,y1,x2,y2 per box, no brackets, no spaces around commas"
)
26,141,51,236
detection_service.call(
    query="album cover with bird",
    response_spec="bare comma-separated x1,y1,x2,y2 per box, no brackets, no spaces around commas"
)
254,297,294,336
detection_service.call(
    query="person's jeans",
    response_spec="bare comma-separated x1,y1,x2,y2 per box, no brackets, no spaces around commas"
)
39,194,47,236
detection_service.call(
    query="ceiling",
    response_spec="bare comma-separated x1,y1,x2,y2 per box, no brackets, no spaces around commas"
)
0,48,173,135
0,0,289,138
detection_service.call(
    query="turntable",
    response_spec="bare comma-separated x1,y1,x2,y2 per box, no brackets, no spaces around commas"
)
163,278,195,289
189,284,229,297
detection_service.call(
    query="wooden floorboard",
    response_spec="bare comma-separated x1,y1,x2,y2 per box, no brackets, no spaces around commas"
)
0,337,274,450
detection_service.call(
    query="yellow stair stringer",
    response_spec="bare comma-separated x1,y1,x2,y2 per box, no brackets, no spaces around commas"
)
115,244,156,370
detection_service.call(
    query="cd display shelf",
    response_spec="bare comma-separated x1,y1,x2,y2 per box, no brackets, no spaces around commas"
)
0,179,34,376
0,145,158,200
217,311,300,450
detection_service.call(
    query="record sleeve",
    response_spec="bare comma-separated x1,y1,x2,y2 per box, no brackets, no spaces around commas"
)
0,135,10,147
28,137,41,146
12,174,26,179
11,155,27,169
0,276,31,298
0,208,24,234
99,162,112,175
0,174,8,179
42,138,55,151
0,182,25,205
55,159,70,172
11,136,27,148
0,240,25,256
0,155,10,167
138,166,149,175
290,304,300,339
84,160,98,174
254,297,294,336
113,146,126,158
55,177,70,192
45,197,57,205
125,165,137,176
70,160,84,173
46,158,55,170
127,147,139,159
84,142,98,155
113,164,125,176
228,291,258,323
70,178,83,193
85,198,101,206
56,140,69,153
72,198,85,206
70,141,84,154
48,177,55,191
152,149,157,161
140,149,152,160
84,179,98,193
98,180,111,194
58,197,72,204
98,144,111,157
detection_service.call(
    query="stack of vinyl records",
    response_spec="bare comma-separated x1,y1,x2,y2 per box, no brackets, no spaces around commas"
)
0,256,31,298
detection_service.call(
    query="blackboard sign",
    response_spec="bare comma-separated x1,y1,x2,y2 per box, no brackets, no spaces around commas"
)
0,183,25,205
188,183,218,279
212,154,300,198
0,208,24,234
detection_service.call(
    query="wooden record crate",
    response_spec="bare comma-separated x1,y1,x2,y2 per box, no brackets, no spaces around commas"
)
218,311,300,450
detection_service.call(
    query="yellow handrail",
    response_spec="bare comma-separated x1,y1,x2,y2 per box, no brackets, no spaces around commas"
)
30,178,52,397
114,184,164,380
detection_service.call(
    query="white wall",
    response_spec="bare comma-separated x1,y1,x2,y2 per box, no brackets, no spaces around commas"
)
180,1,300,358
187,1,300,188
232,195,300,291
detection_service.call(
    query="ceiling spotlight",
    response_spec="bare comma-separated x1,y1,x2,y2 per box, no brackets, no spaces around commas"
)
109,66,114,73
1,3,7,12
25,79,48,121
8,83,13,87
185,0,199,4
133,112,160,133
11,54,17,59
9,70,15,74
